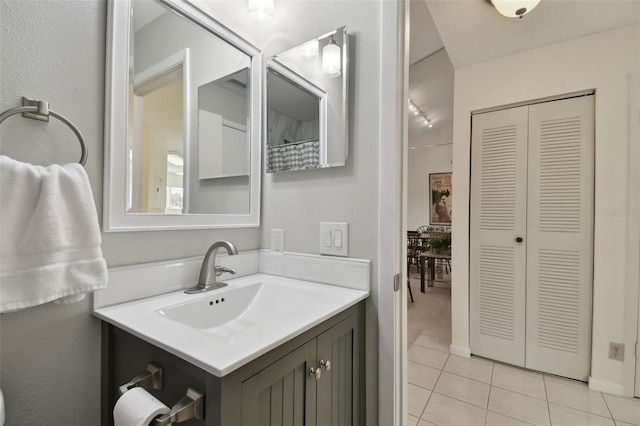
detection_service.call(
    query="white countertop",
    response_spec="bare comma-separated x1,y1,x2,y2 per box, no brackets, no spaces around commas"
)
94,273,368,377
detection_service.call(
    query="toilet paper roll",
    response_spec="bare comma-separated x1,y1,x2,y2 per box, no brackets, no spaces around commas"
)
113,387,170,426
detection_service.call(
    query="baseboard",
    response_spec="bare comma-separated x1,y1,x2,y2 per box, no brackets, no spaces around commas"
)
449,344,471,358
588,376,624,396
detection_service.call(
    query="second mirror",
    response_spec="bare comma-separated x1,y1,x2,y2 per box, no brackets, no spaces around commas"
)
266,27,349,173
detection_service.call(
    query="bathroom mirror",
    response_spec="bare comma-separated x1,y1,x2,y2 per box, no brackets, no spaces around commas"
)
104,0,261,231
266,27,349,173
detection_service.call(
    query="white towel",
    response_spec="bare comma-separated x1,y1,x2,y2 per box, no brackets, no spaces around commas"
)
0,155,107,312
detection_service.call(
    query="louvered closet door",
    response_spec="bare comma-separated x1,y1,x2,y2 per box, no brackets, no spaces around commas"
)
525,96,594,381
470,106,529,367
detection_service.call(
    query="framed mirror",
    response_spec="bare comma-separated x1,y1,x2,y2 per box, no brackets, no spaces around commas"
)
266,27,349,173
104,0,261,231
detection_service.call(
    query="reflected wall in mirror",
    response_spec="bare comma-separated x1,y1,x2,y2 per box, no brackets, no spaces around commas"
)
104,0,262,231
266,27,349,173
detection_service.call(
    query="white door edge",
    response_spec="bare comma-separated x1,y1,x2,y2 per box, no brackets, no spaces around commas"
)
623,73,640,397
377,0,406,424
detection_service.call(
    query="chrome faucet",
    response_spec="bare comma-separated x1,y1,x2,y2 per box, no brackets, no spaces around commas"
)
185,241,238,294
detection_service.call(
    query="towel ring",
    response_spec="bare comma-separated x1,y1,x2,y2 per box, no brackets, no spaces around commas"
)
0,98,88,166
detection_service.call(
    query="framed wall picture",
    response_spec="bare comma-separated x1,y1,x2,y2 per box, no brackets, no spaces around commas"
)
429,172,452,225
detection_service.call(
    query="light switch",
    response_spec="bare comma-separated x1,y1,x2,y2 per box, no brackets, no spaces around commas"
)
324,230,333,247
319,222,349,256
334,230,342,247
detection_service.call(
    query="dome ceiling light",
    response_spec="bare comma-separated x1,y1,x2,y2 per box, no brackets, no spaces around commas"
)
490,0,540,18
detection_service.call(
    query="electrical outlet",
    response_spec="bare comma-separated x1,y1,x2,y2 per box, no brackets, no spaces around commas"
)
609,342,624,361
271,229,284,252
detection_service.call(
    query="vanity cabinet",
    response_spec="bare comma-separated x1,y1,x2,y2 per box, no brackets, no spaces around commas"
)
241,314,361,426
101,301,364,426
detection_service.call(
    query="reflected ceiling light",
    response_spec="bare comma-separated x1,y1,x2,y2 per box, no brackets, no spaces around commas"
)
167,153,184,167
248,0,274,27
490,0,540,18
408,98,433,128
322,36,341,78
299,40,319,58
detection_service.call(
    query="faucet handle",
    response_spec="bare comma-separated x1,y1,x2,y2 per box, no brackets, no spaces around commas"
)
216,266,236,276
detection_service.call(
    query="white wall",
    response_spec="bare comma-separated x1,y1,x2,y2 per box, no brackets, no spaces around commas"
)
451,24,640,390
0,1,259,424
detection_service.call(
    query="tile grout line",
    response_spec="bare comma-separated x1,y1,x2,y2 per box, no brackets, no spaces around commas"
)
486,408,539,426
543,374,553,425
489,383,549,402
599,391,617,423
544,377,616,420
484,379,493,426
419,358,448,421
427,389,489,411
410,341,451,355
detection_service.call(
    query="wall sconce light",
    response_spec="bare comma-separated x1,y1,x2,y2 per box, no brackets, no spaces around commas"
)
408,98,433,128
299,40,319,58
248,0,274,27
490,0,540,18
322,36,341,78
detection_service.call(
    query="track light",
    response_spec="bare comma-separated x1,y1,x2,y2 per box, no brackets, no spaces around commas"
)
408,98,432,128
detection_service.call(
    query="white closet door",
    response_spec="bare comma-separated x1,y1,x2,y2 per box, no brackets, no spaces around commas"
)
525,96,594,380
470,106,529,367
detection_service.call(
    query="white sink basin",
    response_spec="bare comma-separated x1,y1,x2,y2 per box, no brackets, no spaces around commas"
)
158,282,263,329
93,273,369,376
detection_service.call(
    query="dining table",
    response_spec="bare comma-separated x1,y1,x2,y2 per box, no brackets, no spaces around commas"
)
407,231,451,292
419,250,452,292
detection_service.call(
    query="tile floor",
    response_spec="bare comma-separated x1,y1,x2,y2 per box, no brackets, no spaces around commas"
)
406,268,640,426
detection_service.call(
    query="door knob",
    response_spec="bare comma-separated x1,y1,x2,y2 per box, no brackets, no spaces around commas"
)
320,359,331,372
516,237,523,243
309,366,321,380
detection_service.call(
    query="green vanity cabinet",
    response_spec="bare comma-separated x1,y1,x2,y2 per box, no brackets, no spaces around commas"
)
240,313,363,426
102,301,365,426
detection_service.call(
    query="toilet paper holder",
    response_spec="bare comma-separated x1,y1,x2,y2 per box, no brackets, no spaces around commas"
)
119,362,164,395
151,387,205,426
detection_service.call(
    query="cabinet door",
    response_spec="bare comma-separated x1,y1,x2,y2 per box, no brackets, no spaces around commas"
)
241,340,317,426
470,106,529,366
316,315,358,426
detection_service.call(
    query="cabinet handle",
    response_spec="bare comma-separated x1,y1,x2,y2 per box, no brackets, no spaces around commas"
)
320,359,331,372
516,237,524,243
309,366,321,380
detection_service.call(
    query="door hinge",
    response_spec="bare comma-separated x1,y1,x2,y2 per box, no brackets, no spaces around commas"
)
393,273,401,292
636,341,639,358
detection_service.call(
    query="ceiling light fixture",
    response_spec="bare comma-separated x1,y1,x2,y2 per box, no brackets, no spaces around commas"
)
490,0,540,18
322,36,341,78
248,0,274,27
408,98,432,128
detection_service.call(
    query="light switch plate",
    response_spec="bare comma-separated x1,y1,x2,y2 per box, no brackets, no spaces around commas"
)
319,222,349,256
271,229,284,252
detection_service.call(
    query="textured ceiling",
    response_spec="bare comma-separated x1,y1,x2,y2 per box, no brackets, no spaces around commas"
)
426,0,640,69
409,0,445,66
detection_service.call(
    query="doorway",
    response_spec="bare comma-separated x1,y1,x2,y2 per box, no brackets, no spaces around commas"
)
404,1,455,422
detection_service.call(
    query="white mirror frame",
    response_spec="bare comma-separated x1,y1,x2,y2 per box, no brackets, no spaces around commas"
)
104,0,262,231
